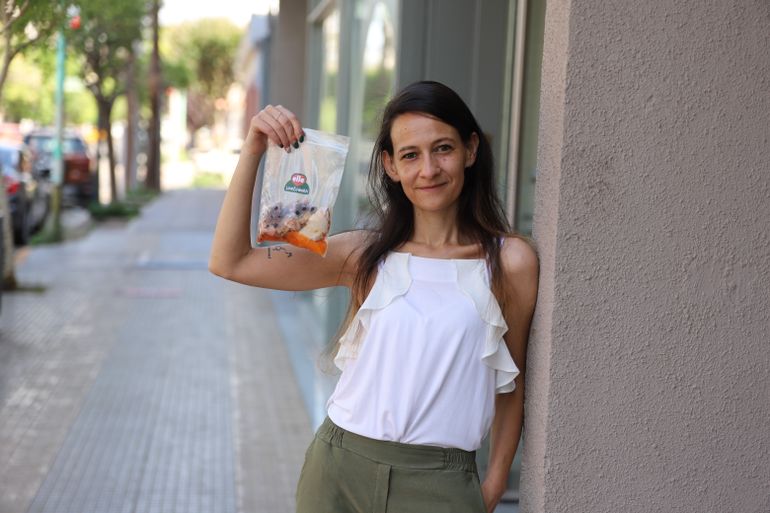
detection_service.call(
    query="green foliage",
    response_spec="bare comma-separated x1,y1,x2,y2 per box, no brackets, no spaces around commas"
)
112,95,127,123
0,0,64,57
125,185,160,205
87,200,140,220
191,172,224,189
2,55,52,122
361,67,394,139
67,0,145,103
2,48,96,124
0,0,67,110
65,86,97,125
162,18,242,129
163,18,242,96
87,186,159,220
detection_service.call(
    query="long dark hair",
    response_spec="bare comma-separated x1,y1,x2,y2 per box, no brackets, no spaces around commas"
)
350,81,512,303
324,81,526,370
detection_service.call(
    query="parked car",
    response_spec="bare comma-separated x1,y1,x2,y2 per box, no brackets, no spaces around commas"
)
0,141,51,245
23,129,95,207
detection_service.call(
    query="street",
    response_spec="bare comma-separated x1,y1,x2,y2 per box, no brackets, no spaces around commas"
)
0,189,311,513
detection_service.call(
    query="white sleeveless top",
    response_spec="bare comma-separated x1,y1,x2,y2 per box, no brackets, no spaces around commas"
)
326,251,520,451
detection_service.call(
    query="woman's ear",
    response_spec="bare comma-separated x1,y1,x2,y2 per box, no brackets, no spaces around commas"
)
382,151,400,182
465,132,480,168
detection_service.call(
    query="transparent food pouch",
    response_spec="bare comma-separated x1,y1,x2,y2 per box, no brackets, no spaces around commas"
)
257,128,349,256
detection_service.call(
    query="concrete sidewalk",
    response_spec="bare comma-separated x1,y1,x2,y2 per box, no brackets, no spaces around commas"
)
0,189,311,513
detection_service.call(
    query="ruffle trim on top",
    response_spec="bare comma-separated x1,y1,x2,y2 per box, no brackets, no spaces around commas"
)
334,252,520,394
334,252,412,370
454,259,520,394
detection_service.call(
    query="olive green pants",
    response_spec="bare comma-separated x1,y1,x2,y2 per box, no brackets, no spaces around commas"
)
295,417,487,513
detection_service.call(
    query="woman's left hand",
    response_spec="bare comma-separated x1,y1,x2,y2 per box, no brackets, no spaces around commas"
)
480,478,506,513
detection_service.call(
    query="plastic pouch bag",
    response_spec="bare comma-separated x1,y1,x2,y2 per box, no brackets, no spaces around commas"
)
257,128,349,256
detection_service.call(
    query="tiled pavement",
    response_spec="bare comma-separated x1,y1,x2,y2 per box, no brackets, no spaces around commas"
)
0,189,312,513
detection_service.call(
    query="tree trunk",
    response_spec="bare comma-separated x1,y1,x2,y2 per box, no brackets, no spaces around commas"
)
0,30,15,107
146,0,162,192
95,102,105,183
0,185,16,290
106,113,117,202
125,45,138,192
97,98,117,203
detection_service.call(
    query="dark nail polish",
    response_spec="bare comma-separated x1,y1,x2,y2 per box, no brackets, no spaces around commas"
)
292,140,299,149
299,134,305,143
278,143,284,148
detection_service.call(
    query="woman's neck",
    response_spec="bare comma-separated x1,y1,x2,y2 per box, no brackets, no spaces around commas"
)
409,206,462,248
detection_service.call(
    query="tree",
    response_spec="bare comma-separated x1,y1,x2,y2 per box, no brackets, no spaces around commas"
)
0,0,62,106
162,18,242,146
145,0,160,191
67,0,144,203
2,46,96,124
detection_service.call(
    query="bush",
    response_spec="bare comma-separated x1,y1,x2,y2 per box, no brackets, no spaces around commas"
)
87,201,140,220
87,186,160,220
192,172,224,188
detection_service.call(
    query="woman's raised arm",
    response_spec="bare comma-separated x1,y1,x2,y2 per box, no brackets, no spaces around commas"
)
208,106,363,291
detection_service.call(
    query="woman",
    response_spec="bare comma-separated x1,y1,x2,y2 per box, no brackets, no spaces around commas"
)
210,81,539,513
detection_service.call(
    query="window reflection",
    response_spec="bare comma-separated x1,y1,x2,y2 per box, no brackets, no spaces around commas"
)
354,0,397,221
319,10,340,133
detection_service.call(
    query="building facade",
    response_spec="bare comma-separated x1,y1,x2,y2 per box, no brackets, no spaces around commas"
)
240,0,770,511
243,0,545,507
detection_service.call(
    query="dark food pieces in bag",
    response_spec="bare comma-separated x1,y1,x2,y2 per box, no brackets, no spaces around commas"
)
257,128,349,256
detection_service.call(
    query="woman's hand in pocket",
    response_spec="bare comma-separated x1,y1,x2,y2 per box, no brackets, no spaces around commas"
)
481,478,506,513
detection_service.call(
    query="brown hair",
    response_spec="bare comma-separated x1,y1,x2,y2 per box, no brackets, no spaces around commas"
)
323,80,531,370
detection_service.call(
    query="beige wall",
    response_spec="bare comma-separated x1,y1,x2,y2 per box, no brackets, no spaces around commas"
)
269,0,307,118
522,1,770,512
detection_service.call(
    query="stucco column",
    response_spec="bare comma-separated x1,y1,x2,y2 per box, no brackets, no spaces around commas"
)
269,0,307,117
521,1,770,512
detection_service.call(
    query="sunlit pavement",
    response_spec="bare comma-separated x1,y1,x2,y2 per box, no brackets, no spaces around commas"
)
0,188,311,513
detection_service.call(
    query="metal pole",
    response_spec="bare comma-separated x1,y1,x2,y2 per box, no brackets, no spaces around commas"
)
45,16,66,241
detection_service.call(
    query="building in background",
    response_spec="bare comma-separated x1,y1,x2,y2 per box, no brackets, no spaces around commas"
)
235,15,273,138
237,0,546,508
238,1,770,512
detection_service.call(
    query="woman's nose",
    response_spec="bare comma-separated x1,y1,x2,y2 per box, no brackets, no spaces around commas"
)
419,155,440,178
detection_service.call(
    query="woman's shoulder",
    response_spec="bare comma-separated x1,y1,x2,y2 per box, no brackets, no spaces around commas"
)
326,229,375,286
499,234,538,266
499,234,539,297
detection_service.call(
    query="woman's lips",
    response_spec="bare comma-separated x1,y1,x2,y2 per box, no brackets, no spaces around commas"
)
418,183,447,191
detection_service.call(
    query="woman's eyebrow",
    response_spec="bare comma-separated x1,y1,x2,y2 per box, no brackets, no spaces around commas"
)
397,138,454,154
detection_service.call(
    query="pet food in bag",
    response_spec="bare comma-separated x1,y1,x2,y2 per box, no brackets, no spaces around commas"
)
257,128,349,256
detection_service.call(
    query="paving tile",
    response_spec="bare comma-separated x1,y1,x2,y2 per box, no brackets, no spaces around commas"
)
0,189,311,513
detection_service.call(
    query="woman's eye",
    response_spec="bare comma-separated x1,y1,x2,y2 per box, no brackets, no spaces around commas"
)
402,152,417,160
436,144,452,152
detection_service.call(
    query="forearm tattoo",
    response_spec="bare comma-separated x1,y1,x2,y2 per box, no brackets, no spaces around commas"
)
267,246,293,259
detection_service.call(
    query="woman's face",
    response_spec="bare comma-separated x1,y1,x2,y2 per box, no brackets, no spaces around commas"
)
382,112,478,216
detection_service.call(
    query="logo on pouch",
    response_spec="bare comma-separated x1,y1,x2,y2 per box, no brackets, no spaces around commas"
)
284,173,310,194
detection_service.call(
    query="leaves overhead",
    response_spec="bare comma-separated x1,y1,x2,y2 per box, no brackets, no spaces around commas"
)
162,18,242,130
0,0,62,57
0,0,65,104
163,18,242,98
67,0,144,103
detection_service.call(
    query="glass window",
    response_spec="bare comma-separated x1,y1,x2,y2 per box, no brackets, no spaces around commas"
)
319,10,340,133
351,0,398,222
